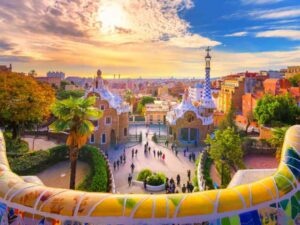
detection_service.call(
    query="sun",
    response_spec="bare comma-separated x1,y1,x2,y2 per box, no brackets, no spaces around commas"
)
96,2,129,34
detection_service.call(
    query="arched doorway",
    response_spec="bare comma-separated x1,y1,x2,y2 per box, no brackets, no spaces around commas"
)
110,129,116,146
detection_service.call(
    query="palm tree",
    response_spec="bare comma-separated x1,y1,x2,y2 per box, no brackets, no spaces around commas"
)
268,126,289,160
50,96,102,189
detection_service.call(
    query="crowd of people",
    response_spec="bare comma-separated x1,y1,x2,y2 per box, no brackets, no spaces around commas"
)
111,130,199,194
165,170,194,194
144,141,166,161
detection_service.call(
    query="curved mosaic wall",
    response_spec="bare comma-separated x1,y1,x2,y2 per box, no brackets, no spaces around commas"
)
0,126,300,225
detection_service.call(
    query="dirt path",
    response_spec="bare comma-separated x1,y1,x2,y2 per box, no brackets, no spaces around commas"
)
37,161,90,189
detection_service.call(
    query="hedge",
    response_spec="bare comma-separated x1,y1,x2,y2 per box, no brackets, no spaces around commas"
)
8,145,68,175
137,169,152,181
146,173,166,186
8,144,109,192
77,145,108,192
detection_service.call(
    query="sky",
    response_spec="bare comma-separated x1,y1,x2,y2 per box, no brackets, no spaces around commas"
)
0,0,300,78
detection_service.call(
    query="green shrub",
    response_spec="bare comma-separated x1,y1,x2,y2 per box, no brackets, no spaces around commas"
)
137,169,152,181
4,132,29,154
8,145,68,175
146,173,166,186
8,144,109,192
77,145,108,192
203,157,214,189
152,133,158,143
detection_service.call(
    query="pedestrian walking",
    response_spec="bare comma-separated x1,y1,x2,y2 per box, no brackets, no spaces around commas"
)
132,149,134,159
184,149,186,157
182,184,187,193
120,155,123,164
113,161,116,171
144,179,147,190
135,149,138,157
128,173,132,186
153,150,156,157
117,160,120,169
175,150,178,157
187,169,191,181
130,163,135,173
176,174,180,186
123,153,126,163
162,153,165,161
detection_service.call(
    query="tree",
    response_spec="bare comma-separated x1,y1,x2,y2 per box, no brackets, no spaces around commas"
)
288,74,300,87
254,94,300,126
28,69,37,77
50,96,102,189
124,89,135,104
0,72,55,139
136,96,155,114
268,126,289,160
205,127,244,186
219,104,237,131
57,89,85,100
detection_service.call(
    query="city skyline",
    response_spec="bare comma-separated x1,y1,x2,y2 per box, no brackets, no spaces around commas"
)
0,0,300,78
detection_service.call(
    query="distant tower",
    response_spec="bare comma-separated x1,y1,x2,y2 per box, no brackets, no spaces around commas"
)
118,74,121,79
95,69,104,89
202,47,215,109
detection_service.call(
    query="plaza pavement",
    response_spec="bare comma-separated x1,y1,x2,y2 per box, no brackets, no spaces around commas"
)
107,127,202,194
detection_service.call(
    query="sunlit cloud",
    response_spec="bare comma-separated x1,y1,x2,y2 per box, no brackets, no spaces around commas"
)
225,32,248,37
250,7,300,19
241,0,284,5
256,29,300,40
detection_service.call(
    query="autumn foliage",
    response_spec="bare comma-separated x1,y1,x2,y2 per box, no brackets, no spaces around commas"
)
0,72,55,138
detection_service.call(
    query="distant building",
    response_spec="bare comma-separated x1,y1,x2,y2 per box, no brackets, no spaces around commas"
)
285,66,300,79
47,71,65,79
65,84,84,91
145,101,173,125
166,48,215,145
218,76,245,113
260,70,283,79
0,64,12,72
263,78,291,96
35,77,61,88
86,70,130,149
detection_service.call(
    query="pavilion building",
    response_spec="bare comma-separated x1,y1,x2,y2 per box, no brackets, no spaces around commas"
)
86,69,130,149
166,48,215,145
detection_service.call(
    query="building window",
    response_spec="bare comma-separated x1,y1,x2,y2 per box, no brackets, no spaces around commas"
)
100,105,105,110
90,134,95,143
105,117,112,125
124,128,128,137
92,120,98,129
101,133,106,144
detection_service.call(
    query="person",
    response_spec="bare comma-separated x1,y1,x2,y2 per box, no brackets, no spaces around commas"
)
183,149,186,157
175,150,178,157
187,169,191,181
187,181,191,193
132,149,134,159
182,184,187,193
176,174,180,186
148,147,151,154
130,163,135,173
123,153,126,163
117,160,120,169
153,150,156,157
113,162,116,171
162,153,165,161
144,179,147,190
120,155,123,164
188,153,191,161
128,173,132,186
189,183,194,193
135,149,138,157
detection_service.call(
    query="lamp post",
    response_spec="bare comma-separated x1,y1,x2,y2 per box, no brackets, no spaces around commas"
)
158,120,161,137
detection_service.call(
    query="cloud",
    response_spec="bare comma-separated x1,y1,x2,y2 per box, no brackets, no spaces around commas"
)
256,29,300,40
0,40,16,51
0,55,32,63
225,31,248,37
241,0,283,5
250,7,300,20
